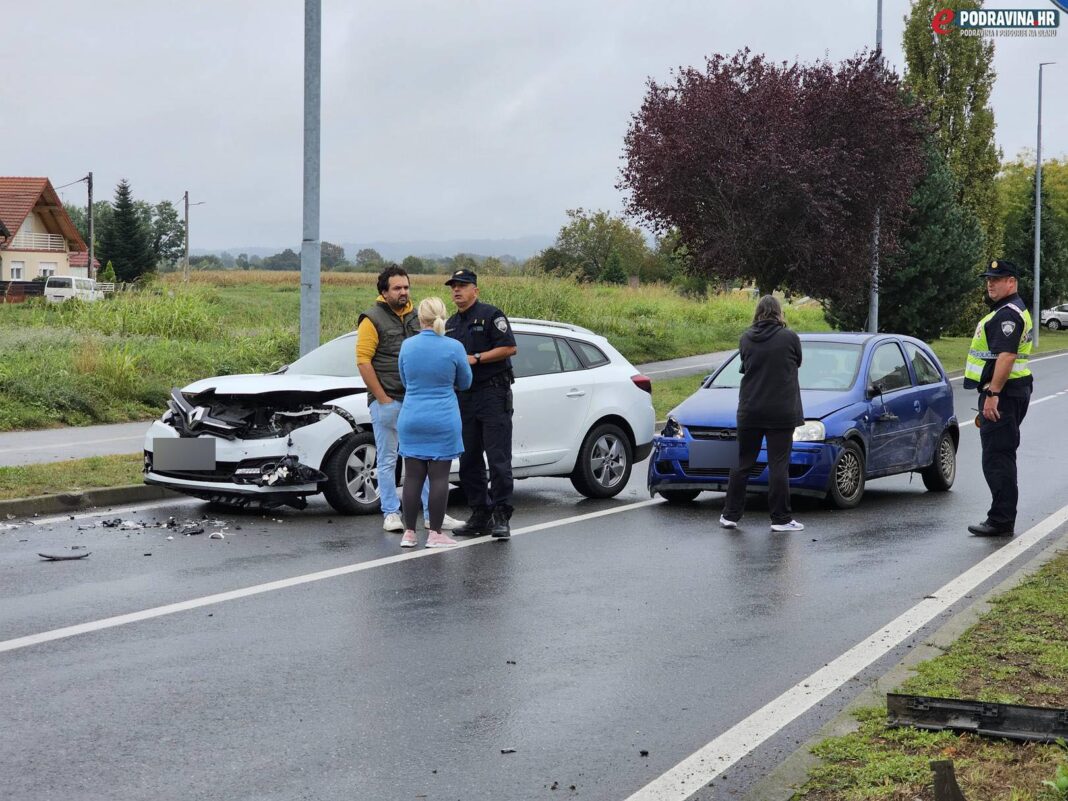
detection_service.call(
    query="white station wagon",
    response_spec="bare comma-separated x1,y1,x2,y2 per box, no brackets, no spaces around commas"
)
143,319,656,513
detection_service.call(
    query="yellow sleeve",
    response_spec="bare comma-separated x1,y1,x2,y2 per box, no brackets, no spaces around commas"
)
356,318,379,365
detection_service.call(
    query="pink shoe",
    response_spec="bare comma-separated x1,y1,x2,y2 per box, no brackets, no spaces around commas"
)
400,530,418,548
426,530,459,548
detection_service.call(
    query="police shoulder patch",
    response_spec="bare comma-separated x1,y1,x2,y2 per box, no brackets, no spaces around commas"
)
1001,320,1016,336
495,316,509,333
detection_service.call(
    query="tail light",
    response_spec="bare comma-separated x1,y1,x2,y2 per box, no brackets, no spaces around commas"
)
631,374,652,394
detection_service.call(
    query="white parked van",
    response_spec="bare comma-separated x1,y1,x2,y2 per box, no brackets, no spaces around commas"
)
44,276,102,303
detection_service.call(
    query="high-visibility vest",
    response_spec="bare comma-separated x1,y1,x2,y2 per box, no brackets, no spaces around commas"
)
963,301,1032,386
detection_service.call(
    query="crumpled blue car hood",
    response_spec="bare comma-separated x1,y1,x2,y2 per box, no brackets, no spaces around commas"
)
669,387,857,427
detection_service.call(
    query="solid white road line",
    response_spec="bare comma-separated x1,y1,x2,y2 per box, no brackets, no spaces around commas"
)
0,498,662,656
623,501,1068,801
0,435,143,454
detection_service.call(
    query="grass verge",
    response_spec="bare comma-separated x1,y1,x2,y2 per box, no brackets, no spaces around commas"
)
793,551,1068,800
0,454,144,501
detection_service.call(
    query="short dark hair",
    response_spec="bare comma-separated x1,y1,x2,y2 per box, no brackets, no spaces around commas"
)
377,264,409,294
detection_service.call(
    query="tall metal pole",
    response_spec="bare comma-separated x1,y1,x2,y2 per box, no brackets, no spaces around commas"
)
1033,62,1054,350
86,172,94,279
299,0,322,356
867,0,884,333
183,190,190,283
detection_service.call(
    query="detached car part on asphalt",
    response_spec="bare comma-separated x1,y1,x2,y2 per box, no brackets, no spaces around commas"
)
144,319,655,514
648,333,959,509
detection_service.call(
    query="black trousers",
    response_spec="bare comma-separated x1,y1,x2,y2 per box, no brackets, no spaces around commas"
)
458,383,514,513
978,390,1030,527
722,427,795,525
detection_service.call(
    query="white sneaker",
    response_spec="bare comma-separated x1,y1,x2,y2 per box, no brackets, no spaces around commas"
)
719,515,738,529
770,520,804,532
424,514,464,531
383,513,404,532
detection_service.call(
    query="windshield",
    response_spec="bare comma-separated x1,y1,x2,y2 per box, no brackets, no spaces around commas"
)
286,333,360,377
708,342,864,391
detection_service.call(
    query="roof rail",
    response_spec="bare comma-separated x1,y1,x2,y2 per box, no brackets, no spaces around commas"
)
510,317,595,335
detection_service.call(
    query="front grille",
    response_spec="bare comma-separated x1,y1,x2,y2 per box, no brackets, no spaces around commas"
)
687,426,737,441
679,462,810,479
152,461,241,482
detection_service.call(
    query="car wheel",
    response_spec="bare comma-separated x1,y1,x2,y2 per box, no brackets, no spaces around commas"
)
1047,318,1061,330
921,429,956,492
660,489,700,504
321,431,381,515
570,423,633,499
827,440,865,509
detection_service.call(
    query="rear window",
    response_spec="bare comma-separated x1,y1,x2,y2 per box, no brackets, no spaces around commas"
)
46,277,72,288
571,340,610,368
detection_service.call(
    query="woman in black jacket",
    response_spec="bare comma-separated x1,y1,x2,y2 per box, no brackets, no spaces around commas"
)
720,296,805,532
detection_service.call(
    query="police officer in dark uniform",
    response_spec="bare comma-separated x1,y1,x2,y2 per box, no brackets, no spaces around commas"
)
444,269,518,538
963,259,1033,536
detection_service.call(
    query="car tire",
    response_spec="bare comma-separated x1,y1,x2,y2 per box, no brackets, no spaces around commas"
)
827,440,865,509
570,423,633,499
1047,318,1061,330
322,431,381,515
921,429,956,492
660,489,701,504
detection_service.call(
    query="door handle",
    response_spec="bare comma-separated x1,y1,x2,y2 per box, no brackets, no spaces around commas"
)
566,389,586,398
913,400,922,413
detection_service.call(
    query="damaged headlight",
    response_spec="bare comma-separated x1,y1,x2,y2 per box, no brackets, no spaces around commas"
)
792,421,825,442
268,408,332,436
660,416,685,438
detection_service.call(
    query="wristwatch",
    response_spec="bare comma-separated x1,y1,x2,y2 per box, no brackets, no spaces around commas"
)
474,353,482,363
985,389,1000,398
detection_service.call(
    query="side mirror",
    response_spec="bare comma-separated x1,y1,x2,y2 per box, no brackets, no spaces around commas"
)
866,381,883,399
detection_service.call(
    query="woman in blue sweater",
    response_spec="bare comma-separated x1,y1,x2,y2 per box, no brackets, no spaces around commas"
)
397,297,473,548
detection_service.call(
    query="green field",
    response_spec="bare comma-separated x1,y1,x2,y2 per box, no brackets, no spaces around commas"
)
2,270,1065,432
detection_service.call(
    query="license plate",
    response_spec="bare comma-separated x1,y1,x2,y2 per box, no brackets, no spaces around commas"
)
688,440,739,470
153,438,216,471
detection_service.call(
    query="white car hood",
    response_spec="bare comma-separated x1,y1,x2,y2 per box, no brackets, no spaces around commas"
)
182,373,366,396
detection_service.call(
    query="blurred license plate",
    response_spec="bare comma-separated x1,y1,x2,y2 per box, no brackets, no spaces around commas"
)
688,440,739,470
153,438,216,471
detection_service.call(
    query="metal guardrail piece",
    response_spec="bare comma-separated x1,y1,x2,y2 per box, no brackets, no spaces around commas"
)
888,693,1068,743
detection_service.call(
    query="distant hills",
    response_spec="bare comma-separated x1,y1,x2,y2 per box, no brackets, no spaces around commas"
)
193,235,554,262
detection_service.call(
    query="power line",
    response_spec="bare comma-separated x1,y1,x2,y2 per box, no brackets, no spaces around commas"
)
53,176,89,191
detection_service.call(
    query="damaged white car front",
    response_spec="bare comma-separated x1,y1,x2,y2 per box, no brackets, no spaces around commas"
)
143,373,378,513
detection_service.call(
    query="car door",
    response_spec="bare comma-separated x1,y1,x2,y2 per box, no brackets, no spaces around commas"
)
904,342,951,466
511,333,593,468
864,340,926,473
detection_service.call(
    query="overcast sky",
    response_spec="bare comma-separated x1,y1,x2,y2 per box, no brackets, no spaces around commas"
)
4,0,1064,251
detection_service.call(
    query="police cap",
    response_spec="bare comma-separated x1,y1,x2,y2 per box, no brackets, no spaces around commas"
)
445,269,477,286
982,259,1020,279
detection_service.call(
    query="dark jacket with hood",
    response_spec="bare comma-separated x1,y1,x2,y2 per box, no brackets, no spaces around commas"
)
736,320,804,429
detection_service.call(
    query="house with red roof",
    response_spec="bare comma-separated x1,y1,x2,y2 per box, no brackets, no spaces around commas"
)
0,177,90,281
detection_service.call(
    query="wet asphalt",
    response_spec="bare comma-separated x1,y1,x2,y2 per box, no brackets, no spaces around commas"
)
2,354,1068,801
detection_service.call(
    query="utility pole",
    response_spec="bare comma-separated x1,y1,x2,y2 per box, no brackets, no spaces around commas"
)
1033,62,1055,349
86,172,94,279
184,190,190,283
300,0,322,356
867,0,884,334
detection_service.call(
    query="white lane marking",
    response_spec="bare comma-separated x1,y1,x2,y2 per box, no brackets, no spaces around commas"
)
29,498,198,526
0,498,662,655
624,501,1068,801
0,436,142,455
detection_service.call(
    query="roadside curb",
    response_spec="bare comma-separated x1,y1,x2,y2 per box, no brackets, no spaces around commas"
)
741,524,1068,801
0,485,181,520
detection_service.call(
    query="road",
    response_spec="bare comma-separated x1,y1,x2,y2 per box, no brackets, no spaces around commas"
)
0,352,734,467
2,352,1067,801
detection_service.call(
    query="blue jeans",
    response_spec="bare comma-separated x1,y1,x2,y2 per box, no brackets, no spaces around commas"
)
369,399,430,520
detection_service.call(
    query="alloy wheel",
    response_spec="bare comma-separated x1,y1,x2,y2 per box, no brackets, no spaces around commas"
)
345,442,379,503
590,433,626,488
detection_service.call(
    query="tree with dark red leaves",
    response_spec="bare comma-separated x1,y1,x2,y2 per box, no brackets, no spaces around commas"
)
619,50,927,300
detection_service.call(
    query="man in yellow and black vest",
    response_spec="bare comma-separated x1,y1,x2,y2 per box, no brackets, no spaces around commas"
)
963,259,1033,537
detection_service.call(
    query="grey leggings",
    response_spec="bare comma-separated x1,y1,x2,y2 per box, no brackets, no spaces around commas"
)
402,458,452,531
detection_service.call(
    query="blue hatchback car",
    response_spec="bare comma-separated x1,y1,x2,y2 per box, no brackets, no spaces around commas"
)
648,333,959,508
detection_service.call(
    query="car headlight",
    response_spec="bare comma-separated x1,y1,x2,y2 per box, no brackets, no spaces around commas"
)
793,420,825,442
660,416,685,438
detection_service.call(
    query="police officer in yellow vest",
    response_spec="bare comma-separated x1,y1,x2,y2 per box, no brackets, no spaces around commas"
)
963,259,1033,536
